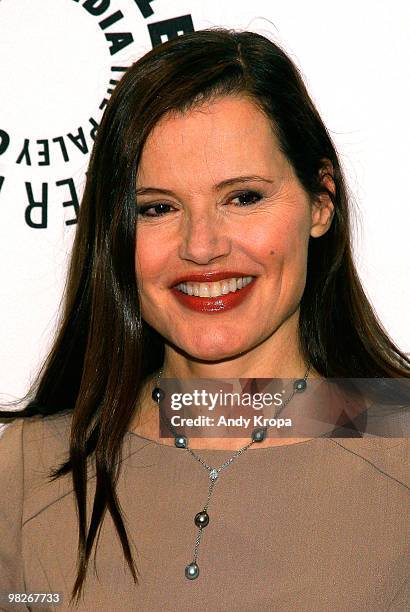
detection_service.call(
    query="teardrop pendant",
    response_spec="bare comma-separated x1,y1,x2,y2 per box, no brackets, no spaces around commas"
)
185,562,200,580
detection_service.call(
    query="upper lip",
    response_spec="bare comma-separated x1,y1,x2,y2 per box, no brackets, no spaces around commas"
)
171,271,256,286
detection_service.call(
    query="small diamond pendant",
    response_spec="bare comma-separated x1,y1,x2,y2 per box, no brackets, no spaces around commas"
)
209,468,218,481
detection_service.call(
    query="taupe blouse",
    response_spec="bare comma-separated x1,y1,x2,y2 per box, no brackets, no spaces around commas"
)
0,413,408,611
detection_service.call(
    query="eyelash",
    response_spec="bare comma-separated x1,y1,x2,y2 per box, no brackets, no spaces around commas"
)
136,190,263,218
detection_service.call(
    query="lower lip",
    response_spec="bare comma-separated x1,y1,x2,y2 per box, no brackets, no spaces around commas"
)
170,279,257,313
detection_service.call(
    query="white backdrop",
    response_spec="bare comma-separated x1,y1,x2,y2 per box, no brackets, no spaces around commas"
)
1,0,409,403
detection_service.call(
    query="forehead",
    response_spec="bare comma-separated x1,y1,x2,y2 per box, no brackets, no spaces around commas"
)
136,96,290,188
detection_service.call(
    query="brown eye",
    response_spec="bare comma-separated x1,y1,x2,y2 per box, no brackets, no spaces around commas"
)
137,203,174,217
230,191,263,206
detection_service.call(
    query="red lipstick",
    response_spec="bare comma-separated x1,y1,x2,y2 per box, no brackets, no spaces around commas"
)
170,276,257,314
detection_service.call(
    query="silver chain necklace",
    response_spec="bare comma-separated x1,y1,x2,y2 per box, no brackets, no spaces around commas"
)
151,365,311,580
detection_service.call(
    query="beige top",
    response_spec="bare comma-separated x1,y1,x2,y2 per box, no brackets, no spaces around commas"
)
0,413,408,612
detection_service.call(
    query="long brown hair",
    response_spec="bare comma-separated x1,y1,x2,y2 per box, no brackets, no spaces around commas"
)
1,28,409,604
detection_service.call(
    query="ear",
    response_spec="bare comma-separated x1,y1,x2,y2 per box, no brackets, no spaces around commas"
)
310,159,336,238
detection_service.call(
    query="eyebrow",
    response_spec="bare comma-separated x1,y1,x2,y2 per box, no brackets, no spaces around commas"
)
135,175,275,197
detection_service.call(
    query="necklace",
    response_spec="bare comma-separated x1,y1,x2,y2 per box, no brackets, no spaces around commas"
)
151,365,311,580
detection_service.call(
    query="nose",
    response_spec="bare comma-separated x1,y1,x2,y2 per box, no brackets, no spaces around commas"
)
178,209,232,265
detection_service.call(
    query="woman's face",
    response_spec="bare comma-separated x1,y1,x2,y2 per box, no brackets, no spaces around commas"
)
135,96,332,362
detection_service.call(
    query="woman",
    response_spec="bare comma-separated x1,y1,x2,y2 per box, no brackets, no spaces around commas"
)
0,28,409,611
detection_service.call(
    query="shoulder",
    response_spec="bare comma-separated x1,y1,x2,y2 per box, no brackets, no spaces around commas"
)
0,411,75,523
1,410,72,468
0,418,25,512
326,437,409,490
0,413,74,599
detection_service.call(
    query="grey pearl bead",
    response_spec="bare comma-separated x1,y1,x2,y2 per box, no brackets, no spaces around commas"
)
152,387,165,403
195,511,209,528
175,435,188,448
294,379,307,392
185,562,199,580
252,427,267,442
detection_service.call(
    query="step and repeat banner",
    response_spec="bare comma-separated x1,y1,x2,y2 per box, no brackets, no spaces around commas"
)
1,0,409,401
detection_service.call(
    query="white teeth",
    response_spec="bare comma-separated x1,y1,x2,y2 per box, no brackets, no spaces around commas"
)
228,278,236,293
221,280,230,295
175,276,254,298
210,283,220,297
199,284,210,297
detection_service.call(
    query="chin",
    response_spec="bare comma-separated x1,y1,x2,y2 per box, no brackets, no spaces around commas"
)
173,333,251,363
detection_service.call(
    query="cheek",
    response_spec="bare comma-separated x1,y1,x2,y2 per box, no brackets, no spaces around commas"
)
134,237,160,322
135,229,166,285
244,218,306,262
244,214,310,294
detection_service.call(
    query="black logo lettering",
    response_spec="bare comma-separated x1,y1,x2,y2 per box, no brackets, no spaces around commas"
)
89,117,99,141
25,182,48,228
0,130,10,155
37,140,51,166
134,0,156,19
82,0,110,16
67,128,89,155
148,15,194,47
105,31,134,55
3,2,195,228
16,139,31,165
99,10,124,30
52,136,69,162
56,178,79,226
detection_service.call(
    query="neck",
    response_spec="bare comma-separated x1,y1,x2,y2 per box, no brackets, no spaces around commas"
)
130,319,321,450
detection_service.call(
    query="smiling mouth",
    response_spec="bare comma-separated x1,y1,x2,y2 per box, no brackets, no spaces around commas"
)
174,276,255,298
